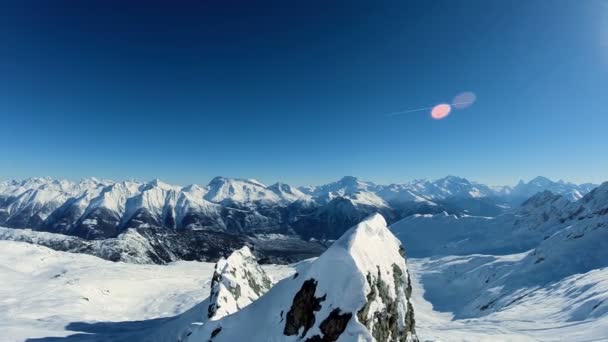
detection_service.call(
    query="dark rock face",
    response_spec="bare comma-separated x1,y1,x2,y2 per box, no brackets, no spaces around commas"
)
123,208,164,230
45,197,88,235
305,308,353,342
207,270,223,319
72,207,122,239
210,326,222,338
137,229,247,263
284,278,326,337
357,265,418,342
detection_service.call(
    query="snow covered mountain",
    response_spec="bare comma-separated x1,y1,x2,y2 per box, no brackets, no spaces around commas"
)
392,181,608,329
187,213,419,342
0,176,598,264
391,189,578,257
504,176,597,204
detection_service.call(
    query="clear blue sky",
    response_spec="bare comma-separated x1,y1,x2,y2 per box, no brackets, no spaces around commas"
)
1,0,607,186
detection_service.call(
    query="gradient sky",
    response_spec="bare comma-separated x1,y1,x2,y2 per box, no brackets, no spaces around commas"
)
1,0,607,186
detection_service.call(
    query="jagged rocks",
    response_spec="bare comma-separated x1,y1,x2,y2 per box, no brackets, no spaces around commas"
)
207,246,273,320
357,265,417,341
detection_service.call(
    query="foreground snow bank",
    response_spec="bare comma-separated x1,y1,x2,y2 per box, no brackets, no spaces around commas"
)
187,213,418,342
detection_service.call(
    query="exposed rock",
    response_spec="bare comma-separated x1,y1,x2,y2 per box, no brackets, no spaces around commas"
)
283,278,326,337
306,308,353,342
207,246,273,320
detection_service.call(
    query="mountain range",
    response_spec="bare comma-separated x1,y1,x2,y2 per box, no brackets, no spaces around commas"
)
0,175,597,264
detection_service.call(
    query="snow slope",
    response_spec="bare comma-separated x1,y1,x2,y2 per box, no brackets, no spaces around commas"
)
0,240,293,342
0,240,215,341
391,182,608,340
391,191,574,257
3,235,608,341
408,257,608,341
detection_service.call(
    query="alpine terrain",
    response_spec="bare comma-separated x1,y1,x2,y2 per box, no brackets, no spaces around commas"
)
0,176,595,264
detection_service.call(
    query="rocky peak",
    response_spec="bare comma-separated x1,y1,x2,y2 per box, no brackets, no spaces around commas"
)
207,246,273,321
188,213,418,341
528,176,553,186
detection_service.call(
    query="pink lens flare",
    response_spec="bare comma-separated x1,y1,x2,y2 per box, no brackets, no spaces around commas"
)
452,92,476,109
431,104,451,120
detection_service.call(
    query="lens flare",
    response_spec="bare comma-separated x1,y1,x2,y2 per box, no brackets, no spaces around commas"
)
431,104,451,120
452,92,476,109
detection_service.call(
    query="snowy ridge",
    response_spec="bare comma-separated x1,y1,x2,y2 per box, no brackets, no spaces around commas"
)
187,213,418,342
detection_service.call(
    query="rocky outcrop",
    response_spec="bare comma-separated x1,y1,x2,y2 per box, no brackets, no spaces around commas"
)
207,246,273,320
186,213,419,342
283,279,326,337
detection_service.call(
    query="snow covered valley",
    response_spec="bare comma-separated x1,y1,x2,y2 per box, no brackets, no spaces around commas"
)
0,240,294,341
3,239,608,341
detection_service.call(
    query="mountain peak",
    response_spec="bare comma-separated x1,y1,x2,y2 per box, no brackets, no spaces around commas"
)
207,246,273,321
144,178,177,191
339,175,360,183
529,176,553,185
188,213,419,341
439,175,470,184
208,176,266,188
208,176,228,186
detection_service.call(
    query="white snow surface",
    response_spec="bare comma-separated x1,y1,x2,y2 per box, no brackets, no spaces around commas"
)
3,235,608,341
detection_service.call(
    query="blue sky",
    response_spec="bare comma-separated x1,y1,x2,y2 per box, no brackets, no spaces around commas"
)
1,0,607,186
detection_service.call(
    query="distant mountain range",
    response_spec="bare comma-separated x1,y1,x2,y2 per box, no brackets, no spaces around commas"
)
0,175,599,263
